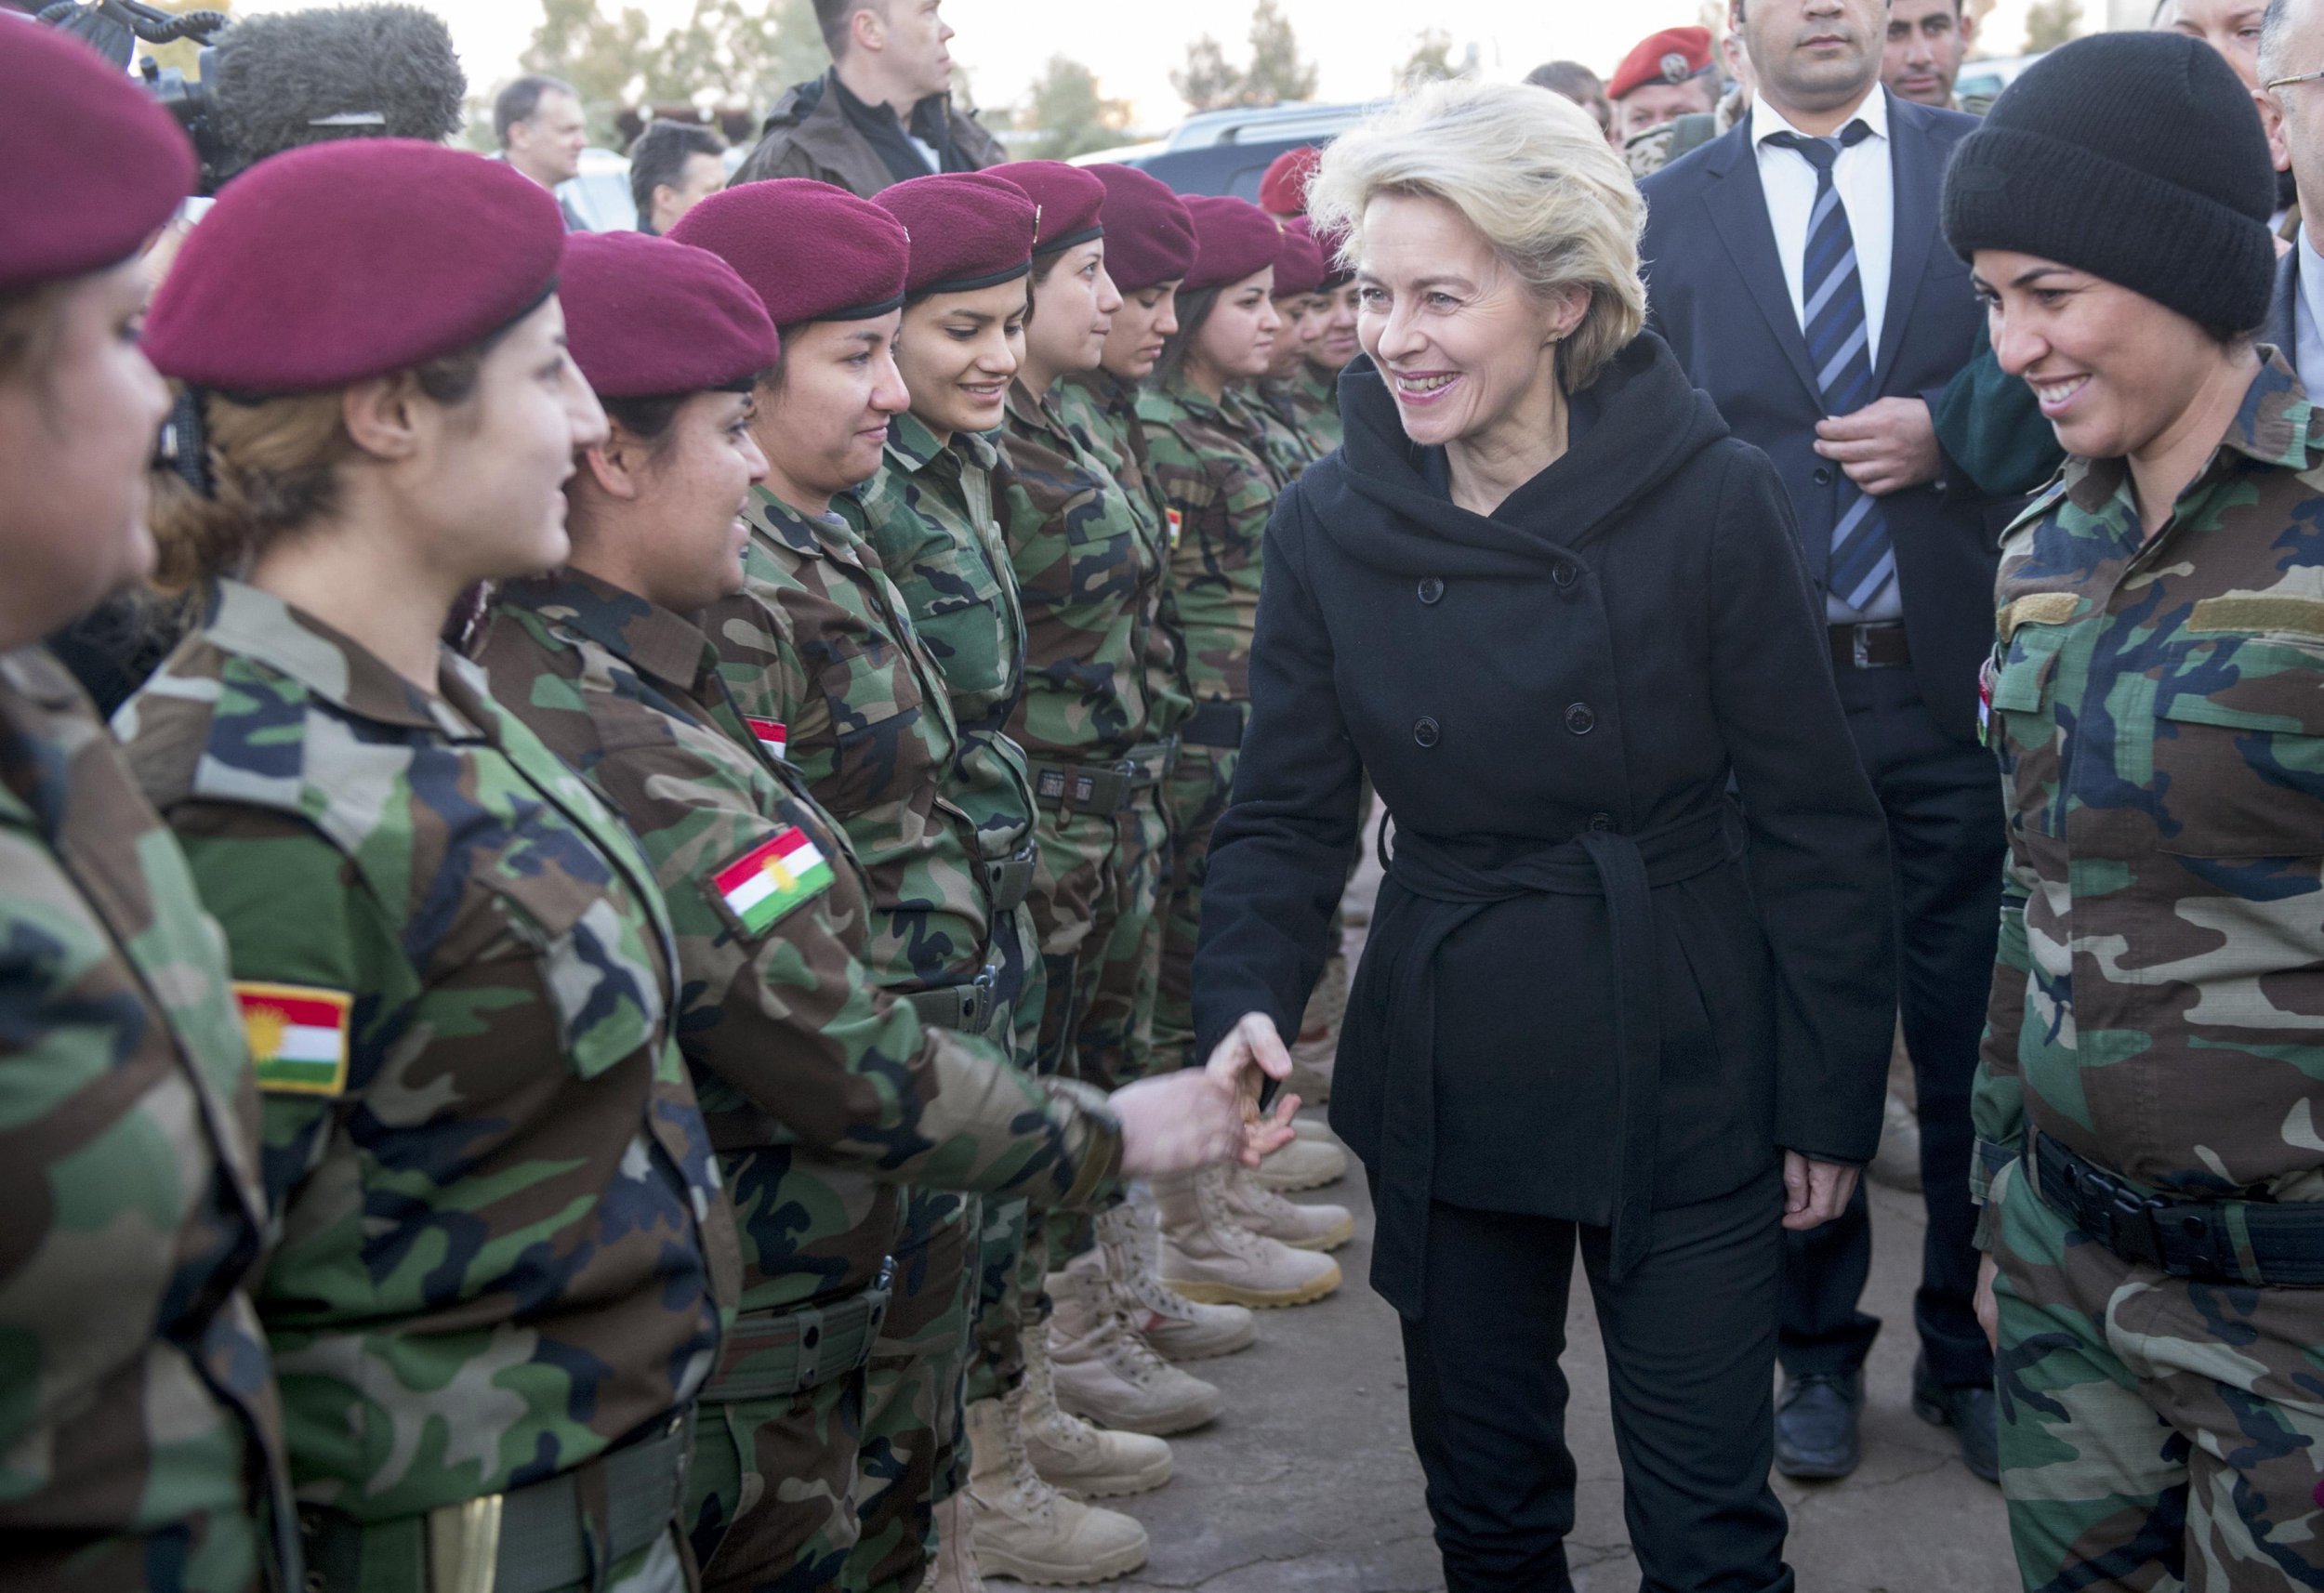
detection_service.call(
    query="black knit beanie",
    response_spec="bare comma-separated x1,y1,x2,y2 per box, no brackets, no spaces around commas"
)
1941,32,2276,336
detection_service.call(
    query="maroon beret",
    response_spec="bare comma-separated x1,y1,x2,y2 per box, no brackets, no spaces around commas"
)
0,23,196,292
668,178,908,328
559,232,778,400
1291,216,1353,291
876,173,1037,296
1273,223,1327,297
987,160,1106,255
143,140,561,393
1257,145,1321,218
1182,195,1283,294
1608,26,1715,101
1089,165,1195,293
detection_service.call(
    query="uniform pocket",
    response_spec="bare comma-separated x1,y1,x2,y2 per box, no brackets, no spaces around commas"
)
2154,636,2324,858
481,823,667,1080
815,638,931,814
1990,623,2067,836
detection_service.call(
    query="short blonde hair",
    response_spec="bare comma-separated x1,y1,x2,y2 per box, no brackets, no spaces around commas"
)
1307,77,1646,391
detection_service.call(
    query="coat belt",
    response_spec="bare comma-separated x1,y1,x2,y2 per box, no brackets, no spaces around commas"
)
1371,804,1741,1319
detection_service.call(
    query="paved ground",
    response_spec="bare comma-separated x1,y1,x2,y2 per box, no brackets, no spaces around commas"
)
993,834,2021,1592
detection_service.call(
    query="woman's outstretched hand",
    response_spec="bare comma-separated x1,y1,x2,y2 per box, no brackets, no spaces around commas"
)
1111,1010,1301,1178
1781,1151,1859,1231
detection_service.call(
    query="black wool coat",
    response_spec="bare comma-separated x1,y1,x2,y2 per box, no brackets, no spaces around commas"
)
1192,336,1897,1318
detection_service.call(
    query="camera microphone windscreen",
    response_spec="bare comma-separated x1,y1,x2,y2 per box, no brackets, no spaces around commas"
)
207,3,465,176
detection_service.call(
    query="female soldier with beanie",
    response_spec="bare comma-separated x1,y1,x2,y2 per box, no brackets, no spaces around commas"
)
473,231,1285,1593
1948,33,2324,1590
0,28,291,1591
1138,194,1349,1310
117,138,738,1593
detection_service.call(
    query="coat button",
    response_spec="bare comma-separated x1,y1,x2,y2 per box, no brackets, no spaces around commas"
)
1813,466,1834,487
1551,563,1578,591
1417,576,1445,605
1589,811,1614,831
1413,716,1441,748
1565,703,1595,736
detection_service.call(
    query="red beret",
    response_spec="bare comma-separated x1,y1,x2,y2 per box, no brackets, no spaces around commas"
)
143,140,561,393
0,23,196,292
1608,26,1716,102
1182,195,1283,294
559,232,778,400
1089,165,1195,293
987,160,1106,255
1258,145,1321,218
1272,223,1327,298
669,178,908,329
1293,217,1353,291
876,173,1038,297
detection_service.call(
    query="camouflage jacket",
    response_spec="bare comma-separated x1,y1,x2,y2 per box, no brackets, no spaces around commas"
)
1974,354,2324,1216
1252,377,1322,484
702,485,992,991
0,645,291,1583
116,581,739,1520
482,573,1121,1311
1136,375,1283,703
845,412,1037,860
1053,371,1191,738
998,379,1171,762
1285,360,1344,458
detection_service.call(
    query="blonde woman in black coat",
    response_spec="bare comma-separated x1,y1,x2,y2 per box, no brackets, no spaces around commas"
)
1192,80,1897,1593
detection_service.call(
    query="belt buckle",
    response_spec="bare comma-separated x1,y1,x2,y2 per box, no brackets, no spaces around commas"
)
2079,1164,2165,1265
1851,624,1873,670
427,1494,504,1593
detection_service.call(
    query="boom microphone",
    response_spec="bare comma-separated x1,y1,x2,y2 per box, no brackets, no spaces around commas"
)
205,4,466,179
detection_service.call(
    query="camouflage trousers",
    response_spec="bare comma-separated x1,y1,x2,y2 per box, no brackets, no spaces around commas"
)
1153,741,1236,1075
842,1191,977,1593
966,1195,1051,1405
687,1372,865,1593
1026,802,1116,1078
18,1509,269,1593
1080,786,1169,1095
1992,1158,2324,1591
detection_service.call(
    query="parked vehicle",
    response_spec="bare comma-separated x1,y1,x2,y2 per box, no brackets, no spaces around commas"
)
1073,99,1380,199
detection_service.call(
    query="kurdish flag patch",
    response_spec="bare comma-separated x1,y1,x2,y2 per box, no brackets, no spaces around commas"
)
746,717,787,760
233,981,353,1096
711,826,833,936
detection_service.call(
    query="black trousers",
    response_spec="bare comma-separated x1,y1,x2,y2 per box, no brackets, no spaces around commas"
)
1780,662,2002,1390
1397,1171,1792,1593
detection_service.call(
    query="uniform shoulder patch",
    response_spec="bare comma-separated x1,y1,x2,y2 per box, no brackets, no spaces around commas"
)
234,981,353,1096
708,826,834,938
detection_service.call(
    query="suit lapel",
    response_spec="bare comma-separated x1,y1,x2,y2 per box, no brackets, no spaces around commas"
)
1871,92,1938,394
1700,123,1823,410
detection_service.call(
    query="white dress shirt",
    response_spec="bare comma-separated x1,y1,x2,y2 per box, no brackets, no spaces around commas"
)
2296,225,2324,394
1750,88,1895,370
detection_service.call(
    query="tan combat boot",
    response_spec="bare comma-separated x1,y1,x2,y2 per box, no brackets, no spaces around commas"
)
1154,1165,1342,1308
1094,1195,1255,1361
1251,1132,1348,1192
925,1492,987,1592
1022,1310,1173,1497
1219,1163,1353,1252
1046,1267,1222,1435
964,1390,1149,1586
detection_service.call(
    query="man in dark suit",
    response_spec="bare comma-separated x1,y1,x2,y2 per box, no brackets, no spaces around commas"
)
2260,0,2324,386
1640,0,2003,1484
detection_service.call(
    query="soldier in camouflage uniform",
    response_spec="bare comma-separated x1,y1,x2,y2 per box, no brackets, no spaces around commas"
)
1952,43,2324,1590
0,36,292,1589
1251,222,1327,487
1281,219,1356,461
125,143,739,1593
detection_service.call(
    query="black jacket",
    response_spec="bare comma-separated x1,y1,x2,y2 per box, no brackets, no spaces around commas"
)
1192,337,1895,1318
1639,92,2000,745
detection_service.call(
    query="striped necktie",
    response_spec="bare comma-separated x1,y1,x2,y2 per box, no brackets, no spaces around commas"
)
1766,121,1892,614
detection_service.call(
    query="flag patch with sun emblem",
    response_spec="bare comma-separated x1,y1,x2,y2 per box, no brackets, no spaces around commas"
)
233,981,354,1096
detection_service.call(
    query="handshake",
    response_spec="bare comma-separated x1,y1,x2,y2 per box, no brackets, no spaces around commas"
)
1111,1012,1301,1178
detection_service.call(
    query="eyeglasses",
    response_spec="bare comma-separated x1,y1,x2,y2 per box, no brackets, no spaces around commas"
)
2268,67,2324,90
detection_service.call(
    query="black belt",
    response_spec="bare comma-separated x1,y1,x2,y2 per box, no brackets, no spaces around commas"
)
702,1261,893,1402
300,1409,694,1593
1368,806,1741,1319
2032,1133,2324,1287
1181,698,1246,749
1030,737,1178,815
1829,621,1909,669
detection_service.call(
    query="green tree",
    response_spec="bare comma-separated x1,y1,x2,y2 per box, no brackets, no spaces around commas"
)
520,0,654,144
1240,0,1318,106
641,0,825,112
1172,33,1244,112
1016,55,1131,160
2023,0,2082,51
1397,29,1457,90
